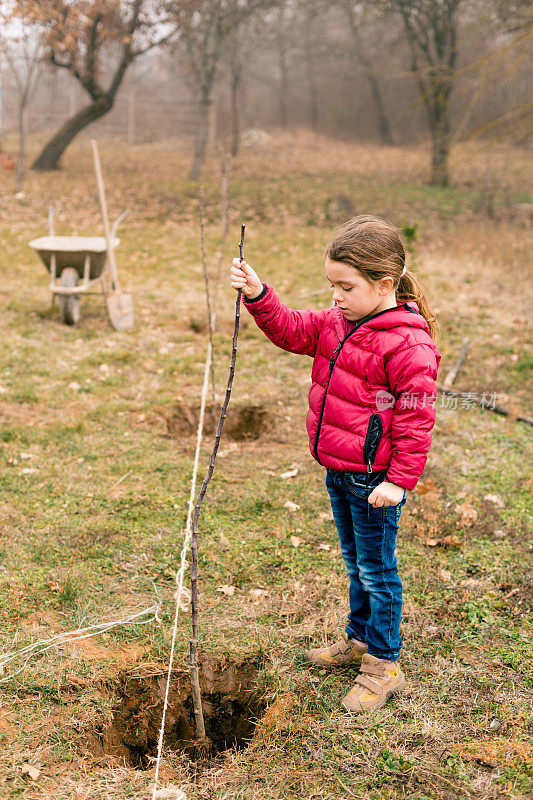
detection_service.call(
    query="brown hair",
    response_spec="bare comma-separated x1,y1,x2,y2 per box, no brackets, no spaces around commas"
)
325,215,439,341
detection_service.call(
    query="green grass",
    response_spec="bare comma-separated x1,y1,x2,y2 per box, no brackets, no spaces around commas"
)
0,132,531,799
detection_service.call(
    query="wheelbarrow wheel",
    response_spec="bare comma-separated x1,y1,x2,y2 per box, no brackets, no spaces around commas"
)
59,268,81,325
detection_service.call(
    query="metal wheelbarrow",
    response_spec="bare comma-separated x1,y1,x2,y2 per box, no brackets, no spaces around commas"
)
29,208,128,327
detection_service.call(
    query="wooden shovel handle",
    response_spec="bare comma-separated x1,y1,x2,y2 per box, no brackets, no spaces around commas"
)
91,139,120,292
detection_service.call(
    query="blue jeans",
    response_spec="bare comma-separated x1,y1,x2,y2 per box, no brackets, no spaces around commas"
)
325,468,407,662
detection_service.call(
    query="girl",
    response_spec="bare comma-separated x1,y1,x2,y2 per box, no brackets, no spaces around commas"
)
230,215,441,713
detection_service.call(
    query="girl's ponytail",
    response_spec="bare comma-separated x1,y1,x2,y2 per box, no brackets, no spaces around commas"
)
326,215,439,343
396,270,439,342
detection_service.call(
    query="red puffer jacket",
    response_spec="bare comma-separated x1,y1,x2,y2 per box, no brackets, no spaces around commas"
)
243,283,441,491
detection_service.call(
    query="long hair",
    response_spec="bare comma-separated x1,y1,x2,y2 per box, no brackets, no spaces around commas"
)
325,215,439,341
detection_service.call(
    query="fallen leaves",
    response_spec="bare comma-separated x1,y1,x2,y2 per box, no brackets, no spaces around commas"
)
425,534,462,548
150,786,187,800
290,535,303,547
415,478,442,499
21,763,40,780
280,467,299,479
483,493,505,508
284,500,300,512
454,501,478,527
216,585,235,596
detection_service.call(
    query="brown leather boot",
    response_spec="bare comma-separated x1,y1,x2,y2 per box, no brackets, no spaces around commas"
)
305,633,368,669
341,653,405,712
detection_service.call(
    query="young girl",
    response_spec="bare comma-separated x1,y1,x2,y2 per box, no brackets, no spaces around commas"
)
230,215,441,713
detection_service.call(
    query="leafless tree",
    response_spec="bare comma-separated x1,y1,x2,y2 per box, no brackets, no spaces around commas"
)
169,0,275,180
343,1,393,144
9,0,176,170
0,15,44,190
389,0,461,185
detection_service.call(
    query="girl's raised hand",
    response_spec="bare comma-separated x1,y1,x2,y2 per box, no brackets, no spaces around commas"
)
231,258,264,299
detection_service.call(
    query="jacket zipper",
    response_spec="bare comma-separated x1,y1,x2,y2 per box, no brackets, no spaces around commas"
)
363,413,383,473
313,341,343,463
313,304,410,465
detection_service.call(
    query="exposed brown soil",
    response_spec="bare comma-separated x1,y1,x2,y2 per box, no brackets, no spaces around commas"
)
166,399,269,440
87,653,265,769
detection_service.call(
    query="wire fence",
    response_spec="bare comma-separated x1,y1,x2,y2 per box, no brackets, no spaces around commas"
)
1,68,203,145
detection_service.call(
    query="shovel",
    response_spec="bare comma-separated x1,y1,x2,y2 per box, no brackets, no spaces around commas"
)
91,139,134,331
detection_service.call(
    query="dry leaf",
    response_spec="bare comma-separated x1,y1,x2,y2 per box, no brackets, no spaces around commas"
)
319,511,334,522
461,578,485,589
443,534,462,547
484,493,505,508
150,786,187,800
68,381,81,391
249,589,268,598
415,479,441,496
21,763,40,780
216,585,235,596
280,468,299,479
290,536,302,547
318,543,331,551
454,502,478,526
425,538,440,547
439,569,452,581
284,501,300,512
46,581,60,592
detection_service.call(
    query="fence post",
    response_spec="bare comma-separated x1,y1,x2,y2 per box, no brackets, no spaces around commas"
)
128,89,136,143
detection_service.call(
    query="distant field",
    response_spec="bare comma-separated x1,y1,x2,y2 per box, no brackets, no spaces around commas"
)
0,131,531,799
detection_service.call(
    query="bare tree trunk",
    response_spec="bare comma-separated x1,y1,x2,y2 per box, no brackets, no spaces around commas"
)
230,69,241,157
16,105,26,192
429,84,452,185
32,97,112,170
362,61,393,145
304,41,318,128
345,5,393,145
190,94,211,181
277,4,289,127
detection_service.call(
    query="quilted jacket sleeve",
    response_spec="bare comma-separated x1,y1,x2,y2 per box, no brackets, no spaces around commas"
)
384,341,441,491
243,282,329,357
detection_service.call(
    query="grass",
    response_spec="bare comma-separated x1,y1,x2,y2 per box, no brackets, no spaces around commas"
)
0,129,531,799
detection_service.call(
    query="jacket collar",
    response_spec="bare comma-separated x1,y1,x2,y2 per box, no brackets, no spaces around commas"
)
333,301,426,342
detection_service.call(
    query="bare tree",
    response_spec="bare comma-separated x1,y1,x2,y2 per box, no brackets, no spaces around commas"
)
389,0,461,185
0,14,44,190
9,0,175,170
169,0,274,180
343,1,393,144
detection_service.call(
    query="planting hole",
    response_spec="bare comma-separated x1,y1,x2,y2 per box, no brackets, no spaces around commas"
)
166,400,268,440
88,655,265,768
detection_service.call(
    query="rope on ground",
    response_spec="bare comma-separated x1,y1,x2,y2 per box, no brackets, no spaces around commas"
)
0,601,161,684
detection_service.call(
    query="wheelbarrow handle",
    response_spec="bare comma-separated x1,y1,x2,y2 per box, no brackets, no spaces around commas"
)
111,210,130,241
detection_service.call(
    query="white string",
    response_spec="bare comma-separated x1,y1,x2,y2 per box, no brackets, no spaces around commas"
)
0,602,160,684
150,338,213,798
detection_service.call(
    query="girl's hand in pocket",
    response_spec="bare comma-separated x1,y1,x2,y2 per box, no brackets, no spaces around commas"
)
368,481,405,508
231,258,263,298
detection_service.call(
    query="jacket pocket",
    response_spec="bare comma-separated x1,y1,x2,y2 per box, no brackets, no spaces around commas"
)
363,413,383,472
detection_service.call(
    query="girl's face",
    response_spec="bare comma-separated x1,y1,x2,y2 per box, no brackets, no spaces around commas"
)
325,257,395,322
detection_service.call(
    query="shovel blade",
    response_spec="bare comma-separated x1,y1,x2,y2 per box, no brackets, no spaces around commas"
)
106,291,134,331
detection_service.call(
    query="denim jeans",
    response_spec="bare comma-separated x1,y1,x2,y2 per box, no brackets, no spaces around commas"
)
325,467,407,661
